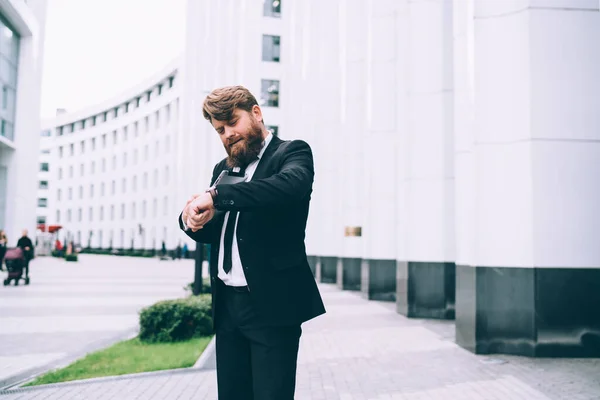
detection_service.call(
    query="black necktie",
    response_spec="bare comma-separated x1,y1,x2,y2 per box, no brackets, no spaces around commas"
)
222,166,248,274
222,210,238,274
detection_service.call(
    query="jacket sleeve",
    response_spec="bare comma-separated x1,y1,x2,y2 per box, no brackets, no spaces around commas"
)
178,162,225,244
213,140,314,212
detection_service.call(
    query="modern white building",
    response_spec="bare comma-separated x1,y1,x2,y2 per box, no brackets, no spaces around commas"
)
181,0,600,358
39,59,182,251
0,0,48,244
37,0,600,357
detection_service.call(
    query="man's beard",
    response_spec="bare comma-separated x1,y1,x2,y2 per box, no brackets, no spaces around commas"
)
225,121,264,169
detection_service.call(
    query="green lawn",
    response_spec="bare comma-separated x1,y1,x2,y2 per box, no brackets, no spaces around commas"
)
24,336,212,387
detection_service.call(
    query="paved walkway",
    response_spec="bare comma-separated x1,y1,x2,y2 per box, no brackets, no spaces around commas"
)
1,279,599,399
0,254,195,389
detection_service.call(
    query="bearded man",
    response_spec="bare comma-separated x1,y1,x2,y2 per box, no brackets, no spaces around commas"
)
179,85,325,400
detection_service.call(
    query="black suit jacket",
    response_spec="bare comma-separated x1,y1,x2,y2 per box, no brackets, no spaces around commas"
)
179,135,326,327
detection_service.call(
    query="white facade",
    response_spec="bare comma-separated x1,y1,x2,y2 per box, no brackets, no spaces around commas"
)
0,0,48,245
39,59,182,250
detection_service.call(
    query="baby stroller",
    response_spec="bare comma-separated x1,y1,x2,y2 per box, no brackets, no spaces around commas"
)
3,247,30,286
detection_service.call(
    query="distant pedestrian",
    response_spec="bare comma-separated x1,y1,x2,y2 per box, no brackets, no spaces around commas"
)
16,230,34,278
0,229,7,271
182,243,189,259
175,243,182,260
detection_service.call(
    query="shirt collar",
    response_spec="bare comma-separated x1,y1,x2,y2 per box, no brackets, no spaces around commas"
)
257,132,273,160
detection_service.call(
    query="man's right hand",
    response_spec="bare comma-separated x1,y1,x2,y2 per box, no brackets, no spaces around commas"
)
182,194,216,232
182,194,202,225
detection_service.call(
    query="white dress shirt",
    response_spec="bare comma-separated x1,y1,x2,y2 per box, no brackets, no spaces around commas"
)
217,133,273,286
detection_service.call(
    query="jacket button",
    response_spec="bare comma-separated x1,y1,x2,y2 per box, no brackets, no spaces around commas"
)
229,200,234,205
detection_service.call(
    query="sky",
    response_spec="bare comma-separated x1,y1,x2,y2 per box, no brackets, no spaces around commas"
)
40,0,187,119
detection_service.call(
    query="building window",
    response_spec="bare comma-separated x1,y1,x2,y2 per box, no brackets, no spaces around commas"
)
57,126,63,136
122,178,126,193
165,104,171,124
164,166,169,185
123,126,128,141
69,166,73,178
37,216,46,225
112,156,117,170
40,129,51,137
111,180,116,195
155,110,160,129
91,138,96,150
81,119,86,129
37,198,47,207
110,205,115,220
143,172,148,189
133,176,137,192
113,130,117,145
39,180,48,189
169,76,175,88
68,187,72,200
262,35,280,62
56,210,60,223
123,152,127,167
79,185,83,199
264,0,281,17
92,116,97,126
131,202,136,218
58,168,62,179
261,80,279,107
134,149,139,164
81,141,85,153
70,143,74,156
163,196,168,216
67,209,72,222
145,116,149,132
78,208,82,222
136,97,141,107
91,161,95,174
40,162,49,172
266,125,278,136
89,207,93,221
57,189,61,201
158,84,163,96
102,133,107,148
80,163,84,176
142,200,147,218
90,184,94,197
134,121,139,136
121,204,125,219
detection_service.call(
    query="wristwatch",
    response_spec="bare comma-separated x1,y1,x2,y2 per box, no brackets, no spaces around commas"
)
206,186,218,202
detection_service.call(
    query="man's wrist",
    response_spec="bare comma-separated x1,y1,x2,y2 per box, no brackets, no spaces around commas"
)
206,187,218,206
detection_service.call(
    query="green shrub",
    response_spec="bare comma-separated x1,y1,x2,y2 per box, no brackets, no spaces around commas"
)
65,254,78,262
139,295,212,343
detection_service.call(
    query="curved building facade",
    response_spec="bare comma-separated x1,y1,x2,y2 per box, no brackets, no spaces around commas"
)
181,0,600,358
0,0,48,243
39,59,182,251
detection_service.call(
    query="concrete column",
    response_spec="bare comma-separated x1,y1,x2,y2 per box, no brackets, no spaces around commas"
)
359,0,398,301
455,0,600,357
336,0,368,291
397,0,456,319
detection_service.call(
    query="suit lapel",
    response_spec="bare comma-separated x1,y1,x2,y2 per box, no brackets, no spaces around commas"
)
252,135,282,180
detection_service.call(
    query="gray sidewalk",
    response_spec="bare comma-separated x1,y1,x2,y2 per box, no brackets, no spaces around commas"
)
1,283,599,399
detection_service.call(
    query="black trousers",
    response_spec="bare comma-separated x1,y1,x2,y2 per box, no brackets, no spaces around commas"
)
215,279,302,400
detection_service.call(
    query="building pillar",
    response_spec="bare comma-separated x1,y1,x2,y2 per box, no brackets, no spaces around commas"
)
336,0,368,291
455,0,600,357
360,0,398,301
397,0,456,319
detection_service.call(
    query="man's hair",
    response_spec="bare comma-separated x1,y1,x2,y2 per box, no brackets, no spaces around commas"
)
202,85,259,123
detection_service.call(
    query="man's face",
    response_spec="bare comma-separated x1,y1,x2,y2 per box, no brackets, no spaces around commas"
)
212,107,265,169
22,230,27,237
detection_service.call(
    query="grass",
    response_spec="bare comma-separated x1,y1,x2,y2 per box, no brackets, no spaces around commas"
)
24,336,212,387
